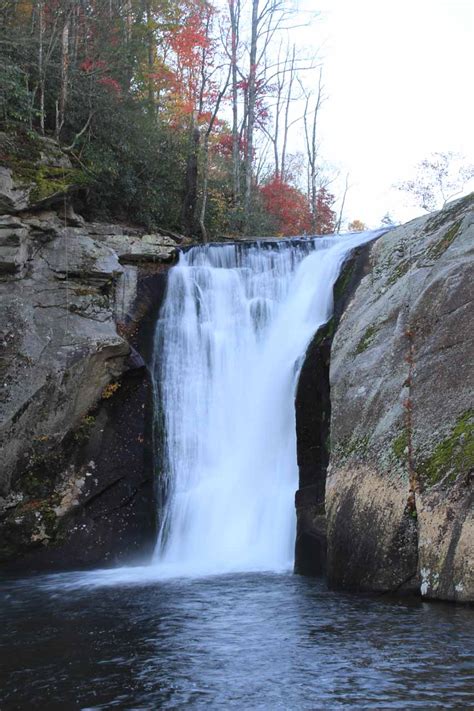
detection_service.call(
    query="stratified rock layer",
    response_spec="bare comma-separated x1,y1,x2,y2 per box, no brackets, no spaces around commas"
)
327,195,474,602
0,207,177,569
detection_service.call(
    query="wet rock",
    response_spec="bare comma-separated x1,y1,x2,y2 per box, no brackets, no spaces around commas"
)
0,207,174,569
294,242,377,577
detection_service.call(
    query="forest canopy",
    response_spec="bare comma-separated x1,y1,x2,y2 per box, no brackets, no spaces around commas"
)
0,0,337,239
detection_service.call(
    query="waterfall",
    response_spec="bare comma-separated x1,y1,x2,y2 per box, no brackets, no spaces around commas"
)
151,231,383,578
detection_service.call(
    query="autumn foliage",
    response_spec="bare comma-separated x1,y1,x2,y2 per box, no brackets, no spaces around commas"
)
0,0,340,239
260,177,312,236
314,188,337,234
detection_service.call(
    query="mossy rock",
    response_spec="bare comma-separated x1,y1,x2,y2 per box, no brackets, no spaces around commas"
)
0,128,89,207
387,259,412,286
392,430,409,461
355,323,379,354
335,434,370,462
427,220,462,260
11,162,88,205
417,410,474,486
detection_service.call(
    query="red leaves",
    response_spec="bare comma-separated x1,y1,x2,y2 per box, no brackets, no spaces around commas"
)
80,58,106,73
314,187,336,234
169,12,210,66
260,177,312,237
80,58,121,97
98,76,122,97
260,179,338,237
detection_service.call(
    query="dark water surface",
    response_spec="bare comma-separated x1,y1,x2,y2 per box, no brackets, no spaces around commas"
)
1,571,473,709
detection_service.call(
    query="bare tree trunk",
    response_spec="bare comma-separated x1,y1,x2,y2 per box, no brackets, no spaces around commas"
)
199,69,231,242
244,0,259,232
229,0,241,203
182,115,200,238
38,0,45,134
302,68,323,232
56,12,70,139
336,173,349,233
281,45,296,181
146,0,155,114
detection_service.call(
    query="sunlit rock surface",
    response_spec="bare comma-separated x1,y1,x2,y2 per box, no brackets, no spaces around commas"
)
327,194,474,602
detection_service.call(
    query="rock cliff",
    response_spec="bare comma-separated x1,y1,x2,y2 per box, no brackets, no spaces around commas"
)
1,135,472,601
0,200,178,569
327,194,473,602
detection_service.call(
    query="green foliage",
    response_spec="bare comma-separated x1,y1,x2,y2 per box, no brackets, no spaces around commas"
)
0,2,220,234
0,62,33,125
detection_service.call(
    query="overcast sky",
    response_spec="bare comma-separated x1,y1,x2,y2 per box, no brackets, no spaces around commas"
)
292,0,474,227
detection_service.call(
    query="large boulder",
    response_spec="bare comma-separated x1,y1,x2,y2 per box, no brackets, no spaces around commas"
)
326,194,474,602
0,131,84,212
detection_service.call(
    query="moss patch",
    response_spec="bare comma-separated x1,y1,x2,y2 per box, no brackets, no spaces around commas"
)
387,259,411,286
12,163,88,203
427,220,462,260
336,434,369,462
334,260,356,301
1,128,89,204
392,430,409,461
417,410,474,486
355,323,379,354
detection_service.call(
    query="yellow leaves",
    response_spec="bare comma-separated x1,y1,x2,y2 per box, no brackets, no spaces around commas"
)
101,381,121,399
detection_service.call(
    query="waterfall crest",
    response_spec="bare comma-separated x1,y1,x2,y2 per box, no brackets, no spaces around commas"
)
152,232,383,577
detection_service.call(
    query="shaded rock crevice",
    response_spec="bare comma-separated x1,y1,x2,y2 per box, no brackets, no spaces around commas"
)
294,240,378,576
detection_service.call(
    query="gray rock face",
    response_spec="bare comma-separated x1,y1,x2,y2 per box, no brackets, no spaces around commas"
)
95,232,177,264
327,194,474,602
0,210,178,568
0,167,30,212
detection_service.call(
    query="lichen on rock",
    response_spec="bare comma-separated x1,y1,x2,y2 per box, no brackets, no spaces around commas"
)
326,193,474,602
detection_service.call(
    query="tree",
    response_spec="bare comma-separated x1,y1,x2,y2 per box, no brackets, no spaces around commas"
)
397,152,474,212
301,67,324,232
381,212,396,227
0,0,333,241
259,176,311,236
313,187,336,234
335,172,349,233
348,219,367,232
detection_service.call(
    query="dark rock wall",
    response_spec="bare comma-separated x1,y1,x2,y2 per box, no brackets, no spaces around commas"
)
294,242,376,575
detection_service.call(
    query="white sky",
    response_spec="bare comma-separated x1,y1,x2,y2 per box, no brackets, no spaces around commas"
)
291,0,474,226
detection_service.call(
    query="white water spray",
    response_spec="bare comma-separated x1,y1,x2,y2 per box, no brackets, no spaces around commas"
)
151,231,383,578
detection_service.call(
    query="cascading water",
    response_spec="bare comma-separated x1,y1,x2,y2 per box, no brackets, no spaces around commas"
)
151,231,384,578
